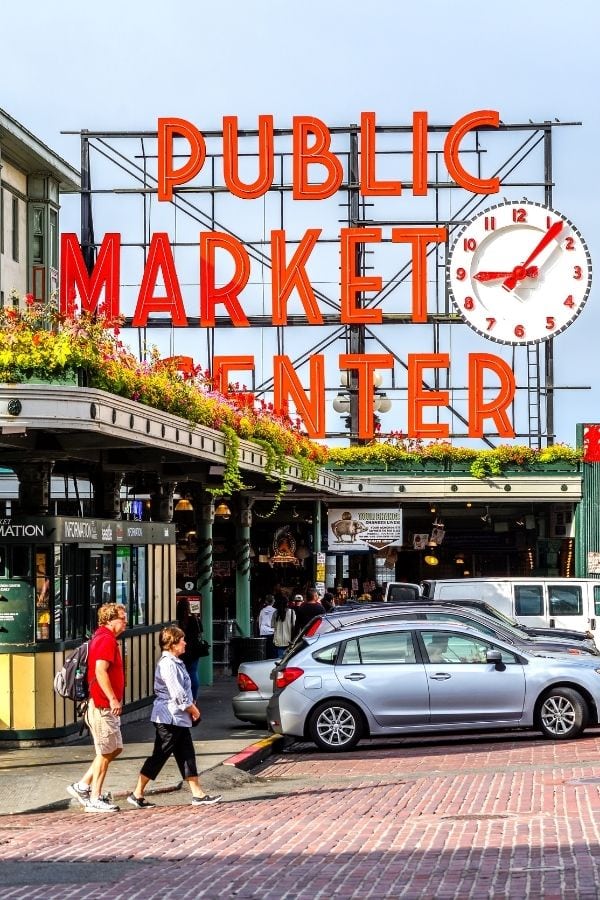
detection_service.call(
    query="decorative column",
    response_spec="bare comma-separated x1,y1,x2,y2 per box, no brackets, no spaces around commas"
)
14,460,55,515
197,494,214,686
235,497,253,636
93,471,124,519
149,479,177,523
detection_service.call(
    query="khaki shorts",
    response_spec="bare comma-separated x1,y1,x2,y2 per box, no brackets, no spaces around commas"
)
86,699,123,755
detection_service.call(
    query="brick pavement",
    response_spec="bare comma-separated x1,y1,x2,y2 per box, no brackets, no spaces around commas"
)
3,729,600,898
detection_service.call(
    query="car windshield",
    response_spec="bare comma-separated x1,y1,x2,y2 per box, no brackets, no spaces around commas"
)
466,602,524,631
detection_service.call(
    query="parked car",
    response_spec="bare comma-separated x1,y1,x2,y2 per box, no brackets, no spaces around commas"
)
232,659,278,724
383,588,597,650
267,621,600,751
232,600,597,724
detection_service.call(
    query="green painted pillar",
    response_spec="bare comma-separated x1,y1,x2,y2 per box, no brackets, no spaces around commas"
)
197,494,214,686
235,497,252,636
313,499,322,584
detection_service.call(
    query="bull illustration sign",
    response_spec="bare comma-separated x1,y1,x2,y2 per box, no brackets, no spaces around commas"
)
331,511,368,543
327,507,403,551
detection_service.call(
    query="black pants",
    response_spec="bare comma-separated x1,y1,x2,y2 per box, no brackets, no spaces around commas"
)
140,723,198,781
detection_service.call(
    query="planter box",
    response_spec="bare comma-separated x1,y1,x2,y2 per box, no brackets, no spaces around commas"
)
1,370,82,387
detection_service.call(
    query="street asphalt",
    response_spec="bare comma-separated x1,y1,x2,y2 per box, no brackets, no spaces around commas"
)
0,677,281,816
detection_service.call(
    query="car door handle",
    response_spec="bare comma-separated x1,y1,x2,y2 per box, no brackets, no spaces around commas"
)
430,673,451,680
344,673,366,681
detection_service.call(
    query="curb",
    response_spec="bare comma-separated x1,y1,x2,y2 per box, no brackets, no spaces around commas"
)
223,734,283,771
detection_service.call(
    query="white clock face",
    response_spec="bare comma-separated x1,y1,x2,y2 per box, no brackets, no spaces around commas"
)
448,201,592,344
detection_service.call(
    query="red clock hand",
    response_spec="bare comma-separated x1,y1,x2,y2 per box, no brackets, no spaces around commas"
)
502,221,563,291
473,266,538,283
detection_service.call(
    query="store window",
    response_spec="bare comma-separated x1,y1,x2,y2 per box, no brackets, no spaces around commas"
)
110,545,147,625
35,548,52,640
132,546,147,625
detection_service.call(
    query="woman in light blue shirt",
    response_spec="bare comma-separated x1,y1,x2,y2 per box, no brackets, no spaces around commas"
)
128,625,221,809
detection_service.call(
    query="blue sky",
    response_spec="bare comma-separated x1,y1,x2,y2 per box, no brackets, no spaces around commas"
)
3,0,599,444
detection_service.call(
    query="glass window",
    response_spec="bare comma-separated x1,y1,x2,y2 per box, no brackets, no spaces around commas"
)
341,638,361,664
548,585,582,616
132,546,147,625
63,546,86,640
341,631,417,665
12,196,19,263
312,642,338,665
11,546,32,578
53,545,62,640
421,630,518,664
0,188,4,255
515,585,543,616
115,546,131,607
50,209,58,268
35,549,51,641
594,585,600,616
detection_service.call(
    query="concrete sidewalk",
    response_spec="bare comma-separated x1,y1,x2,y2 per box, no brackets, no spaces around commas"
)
0,677,280,816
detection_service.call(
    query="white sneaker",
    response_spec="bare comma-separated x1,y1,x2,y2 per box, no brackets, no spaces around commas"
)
84,796,120,813
67,783,90,807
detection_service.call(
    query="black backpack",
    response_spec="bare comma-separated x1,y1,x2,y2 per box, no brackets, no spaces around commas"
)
54,640,91,702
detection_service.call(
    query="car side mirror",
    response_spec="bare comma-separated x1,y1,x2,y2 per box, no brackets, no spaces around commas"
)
486,649,504,669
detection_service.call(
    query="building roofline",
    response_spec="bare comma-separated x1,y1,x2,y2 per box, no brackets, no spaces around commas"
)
0,108,80,192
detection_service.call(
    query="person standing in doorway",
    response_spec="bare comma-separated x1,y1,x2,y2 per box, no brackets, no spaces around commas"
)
258,594,276,658
176,597,203,701
128,625,221,808
67,603,127,813
271,592,296,659
294,587,326,637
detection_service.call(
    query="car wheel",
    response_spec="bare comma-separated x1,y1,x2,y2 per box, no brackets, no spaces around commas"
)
308,700,363,751
537,687,588,739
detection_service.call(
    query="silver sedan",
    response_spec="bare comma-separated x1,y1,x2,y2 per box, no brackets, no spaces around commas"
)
267,621,600,751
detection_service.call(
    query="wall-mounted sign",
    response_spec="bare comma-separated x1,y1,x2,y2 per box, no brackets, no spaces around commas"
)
328,508,402,552
588,552,600,575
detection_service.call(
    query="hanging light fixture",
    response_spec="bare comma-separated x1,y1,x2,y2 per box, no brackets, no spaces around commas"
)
424,554,439,566
214,500,232,520
454,553,465,566
175,496,194,512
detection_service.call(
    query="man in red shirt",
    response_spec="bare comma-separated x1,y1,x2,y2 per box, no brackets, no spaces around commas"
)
67,603,127,813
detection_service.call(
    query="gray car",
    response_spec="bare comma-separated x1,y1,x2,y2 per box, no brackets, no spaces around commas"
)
267,620,600,751
232,658,278,723
233,602,597,724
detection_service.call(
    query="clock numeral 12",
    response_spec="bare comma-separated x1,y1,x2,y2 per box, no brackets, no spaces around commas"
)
513,208,527,223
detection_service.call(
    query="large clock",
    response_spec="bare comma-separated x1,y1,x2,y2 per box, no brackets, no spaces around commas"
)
447,200,592,344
